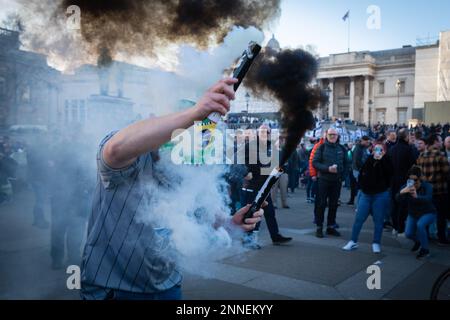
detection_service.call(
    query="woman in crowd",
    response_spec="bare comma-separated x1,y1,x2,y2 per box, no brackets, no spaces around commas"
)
397,166,437,259
343,142,393,253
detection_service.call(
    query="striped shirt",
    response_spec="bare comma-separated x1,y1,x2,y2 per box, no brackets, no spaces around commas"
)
416,148,449,196
80,132,182,300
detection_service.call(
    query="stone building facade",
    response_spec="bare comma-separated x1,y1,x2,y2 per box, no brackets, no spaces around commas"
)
0,27,60,130
318,30,450,125
317,47,416,125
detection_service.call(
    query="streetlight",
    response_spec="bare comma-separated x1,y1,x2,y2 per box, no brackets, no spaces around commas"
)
368,99,373,128
245,92,250,113
324,86,332,120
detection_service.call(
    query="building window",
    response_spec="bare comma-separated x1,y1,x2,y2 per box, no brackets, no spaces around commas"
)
376,110,386,124
20,84,31,103
79,100,86,124
397,80,406,94
57,109,63,124
71,100,78,123
397,108,408,125
64,100,69,124
378,81,385,94
0,77,5,96
344,83,350,96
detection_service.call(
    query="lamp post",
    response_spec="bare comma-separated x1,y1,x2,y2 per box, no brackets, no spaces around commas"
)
245,92,250,113
325,86,332,120
368,99,373,128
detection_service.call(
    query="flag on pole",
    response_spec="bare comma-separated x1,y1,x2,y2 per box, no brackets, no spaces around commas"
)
342,10,350,21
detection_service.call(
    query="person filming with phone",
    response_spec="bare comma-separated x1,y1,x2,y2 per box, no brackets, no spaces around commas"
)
396,166,437,259
342,143,393,253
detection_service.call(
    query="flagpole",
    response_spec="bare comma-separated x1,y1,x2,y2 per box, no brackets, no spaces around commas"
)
348,14,350,53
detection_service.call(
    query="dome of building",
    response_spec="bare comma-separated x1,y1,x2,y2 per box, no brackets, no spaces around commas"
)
266,34,281,51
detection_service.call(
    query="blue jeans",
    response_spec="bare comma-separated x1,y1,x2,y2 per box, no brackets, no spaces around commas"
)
405,213,437,250
351,191,389,244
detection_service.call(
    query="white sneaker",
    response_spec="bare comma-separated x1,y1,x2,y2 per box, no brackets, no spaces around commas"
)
342,241,358,251
372,243,381,254
392,229,398,237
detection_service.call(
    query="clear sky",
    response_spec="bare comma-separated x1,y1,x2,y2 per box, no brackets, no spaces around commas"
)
269,0,450,56
1,0,450,58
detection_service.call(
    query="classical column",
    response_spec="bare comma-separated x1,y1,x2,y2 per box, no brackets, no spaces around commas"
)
328,79,334,119
349,77,355,121
363,76,370,124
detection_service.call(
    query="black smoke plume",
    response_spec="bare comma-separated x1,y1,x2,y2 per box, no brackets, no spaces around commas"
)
58,0,281,59
244,48,327,165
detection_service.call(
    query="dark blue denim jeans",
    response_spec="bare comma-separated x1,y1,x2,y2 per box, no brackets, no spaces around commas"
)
351,191,390,244
405,213,437,250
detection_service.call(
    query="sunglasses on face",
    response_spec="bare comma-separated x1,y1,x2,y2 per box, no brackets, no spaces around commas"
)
328,134,337,137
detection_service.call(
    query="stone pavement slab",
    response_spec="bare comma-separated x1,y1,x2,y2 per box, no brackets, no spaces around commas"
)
222,240,380,287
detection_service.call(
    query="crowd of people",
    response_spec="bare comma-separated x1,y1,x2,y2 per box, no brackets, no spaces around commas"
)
226,121,450,259
226,115,280,130
1,120,449,274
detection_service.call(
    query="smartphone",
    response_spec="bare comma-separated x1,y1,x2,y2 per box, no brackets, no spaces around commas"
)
407,179,415,188
374,146,383,158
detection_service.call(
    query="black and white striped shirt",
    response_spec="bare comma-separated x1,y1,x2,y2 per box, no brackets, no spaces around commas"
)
80,132,182,299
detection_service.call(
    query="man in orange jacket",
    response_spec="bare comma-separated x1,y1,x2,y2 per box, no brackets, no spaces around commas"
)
309,137,325,180
308,135,325,223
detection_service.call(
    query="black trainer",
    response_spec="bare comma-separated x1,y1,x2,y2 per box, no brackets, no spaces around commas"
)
411,241,421,252
416,248,430,259
272,235,293,245
316,228,324,238
326,227,341,237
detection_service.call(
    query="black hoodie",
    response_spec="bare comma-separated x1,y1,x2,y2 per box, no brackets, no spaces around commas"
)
358,154,393,195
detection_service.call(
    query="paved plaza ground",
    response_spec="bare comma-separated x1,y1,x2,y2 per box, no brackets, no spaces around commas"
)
1,186,449,300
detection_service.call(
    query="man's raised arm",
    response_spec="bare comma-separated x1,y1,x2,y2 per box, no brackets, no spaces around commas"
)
103,78,238,169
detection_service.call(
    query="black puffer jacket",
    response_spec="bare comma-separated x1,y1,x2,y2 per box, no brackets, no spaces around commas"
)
313,141,349,182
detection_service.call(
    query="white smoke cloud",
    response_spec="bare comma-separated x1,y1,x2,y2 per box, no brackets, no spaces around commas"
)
120,27,265,117
175,26,265,98
136,151,248,275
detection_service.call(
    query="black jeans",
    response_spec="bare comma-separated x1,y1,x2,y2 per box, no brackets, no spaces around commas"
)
434,194,449,242
241,190,280,240
349,173,358,203
315,179,341,228
391,188,408,233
